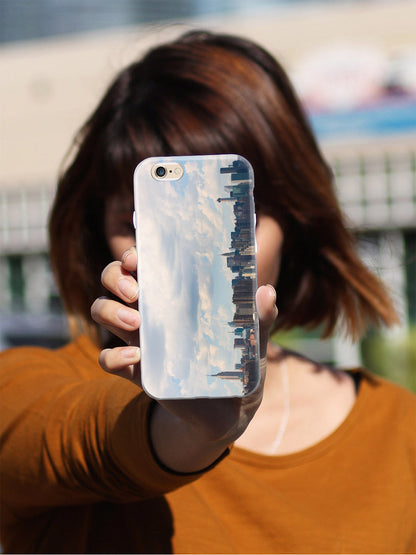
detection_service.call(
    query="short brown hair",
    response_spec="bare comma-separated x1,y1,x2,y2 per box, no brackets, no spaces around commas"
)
49,30,398,343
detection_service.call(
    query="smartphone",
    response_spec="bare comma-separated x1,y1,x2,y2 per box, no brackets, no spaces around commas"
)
133,154,259,399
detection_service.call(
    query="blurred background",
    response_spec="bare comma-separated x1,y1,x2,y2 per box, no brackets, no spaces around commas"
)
0,0,415,391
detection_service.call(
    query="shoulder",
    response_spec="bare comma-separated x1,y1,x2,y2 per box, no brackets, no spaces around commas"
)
0,335,101,380
356,369,416,441
359,369,416,407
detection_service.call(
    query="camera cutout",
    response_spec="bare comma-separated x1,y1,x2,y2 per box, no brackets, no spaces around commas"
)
151,162,184,181
155,166,166,177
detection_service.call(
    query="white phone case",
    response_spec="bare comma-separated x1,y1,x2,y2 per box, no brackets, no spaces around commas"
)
133,154,259,399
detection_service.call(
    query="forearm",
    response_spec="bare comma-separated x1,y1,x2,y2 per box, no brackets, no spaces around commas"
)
0,352,199,512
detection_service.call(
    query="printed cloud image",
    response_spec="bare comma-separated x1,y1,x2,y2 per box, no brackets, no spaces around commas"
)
135,155,259,399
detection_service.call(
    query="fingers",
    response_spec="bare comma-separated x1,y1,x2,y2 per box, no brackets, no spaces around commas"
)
99,346,142,385
101,249,138,305
92,247,142,384
256,284,278,360
120,246,137,274
91,297,140,346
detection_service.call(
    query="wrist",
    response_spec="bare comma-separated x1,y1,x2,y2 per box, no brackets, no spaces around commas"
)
149,401,234,474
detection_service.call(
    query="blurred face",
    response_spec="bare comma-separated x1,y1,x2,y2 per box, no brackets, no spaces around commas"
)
255,213,283,287
104,198,284,288
104,196,136,260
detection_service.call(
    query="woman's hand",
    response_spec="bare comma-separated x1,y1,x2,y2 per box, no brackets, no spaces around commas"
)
91,246,277,473
91,247,142,383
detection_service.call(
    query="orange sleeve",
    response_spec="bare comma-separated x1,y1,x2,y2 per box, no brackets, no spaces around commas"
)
0,340,205,515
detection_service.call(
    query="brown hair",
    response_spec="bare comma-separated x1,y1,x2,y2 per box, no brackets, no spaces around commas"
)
49,30,398,343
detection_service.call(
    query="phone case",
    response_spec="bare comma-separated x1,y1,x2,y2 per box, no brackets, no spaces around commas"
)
133,154,259,399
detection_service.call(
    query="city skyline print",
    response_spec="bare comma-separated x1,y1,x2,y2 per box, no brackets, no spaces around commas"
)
134,154,259,399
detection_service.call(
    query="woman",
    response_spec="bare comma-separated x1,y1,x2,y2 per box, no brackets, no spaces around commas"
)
1,30,415,553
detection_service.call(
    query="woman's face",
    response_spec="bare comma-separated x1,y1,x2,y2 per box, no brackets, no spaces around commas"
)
104,195,136,261
104,197,284,288
255,213,283,287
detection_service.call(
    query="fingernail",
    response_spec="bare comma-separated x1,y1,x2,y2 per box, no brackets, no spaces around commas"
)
118,278,138,300
266,284,277,303
121,247,135,264
122,346,140,361
117,306,139,326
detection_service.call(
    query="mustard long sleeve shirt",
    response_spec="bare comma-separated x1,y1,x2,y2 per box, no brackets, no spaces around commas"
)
1,335,415,553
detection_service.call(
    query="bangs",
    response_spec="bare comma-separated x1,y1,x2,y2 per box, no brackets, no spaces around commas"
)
98,40,283,206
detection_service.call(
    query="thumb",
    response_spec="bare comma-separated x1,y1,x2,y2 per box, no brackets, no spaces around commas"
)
256,284,278,360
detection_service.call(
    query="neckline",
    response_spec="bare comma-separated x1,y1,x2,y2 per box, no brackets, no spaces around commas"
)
231,369,369,468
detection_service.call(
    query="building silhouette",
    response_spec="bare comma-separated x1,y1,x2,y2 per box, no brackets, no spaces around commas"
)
210,160,259,394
